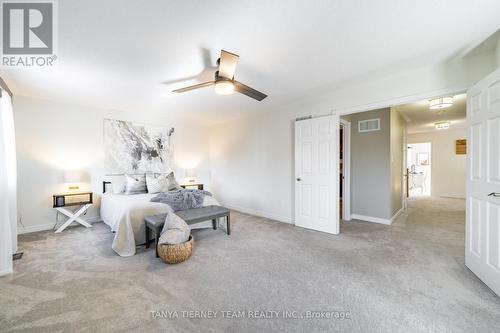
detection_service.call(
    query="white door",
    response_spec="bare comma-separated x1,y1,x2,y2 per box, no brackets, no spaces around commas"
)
466,67,500,296
294,115,339,234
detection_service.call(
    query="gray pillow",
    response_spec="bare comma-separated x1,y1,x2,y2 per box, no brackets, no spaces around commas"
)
165,172,181,191
124,174,147,194
146,172,181,193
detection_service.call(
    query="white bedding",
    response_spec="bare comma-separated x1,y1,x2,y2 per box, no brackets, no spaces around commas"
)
100,193,219,257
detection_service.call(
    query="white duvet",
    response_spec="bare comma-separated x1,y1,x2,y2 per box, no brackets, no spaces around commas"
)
100,193,219,257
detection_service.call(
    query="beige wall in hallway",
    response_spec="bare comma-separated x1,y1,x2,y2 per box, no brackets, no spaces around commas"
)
407,128,466,198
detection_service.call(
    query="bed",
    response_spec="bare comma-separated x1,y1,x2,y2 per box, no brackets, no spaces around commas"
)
100,188,220,257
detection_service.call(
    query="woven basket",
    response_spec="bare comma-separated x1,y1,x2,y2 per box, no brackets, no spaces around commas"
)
157,235,194,264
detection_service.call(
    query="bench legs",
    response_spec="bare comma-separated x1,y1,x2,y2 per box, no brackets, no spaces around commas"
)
213,215,230,235
145,224,161,257
154,228,161,258
145,226,150,248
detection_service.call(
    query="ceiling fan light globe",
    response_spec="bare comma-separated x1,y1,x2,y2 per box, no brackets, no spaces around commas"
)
214,81,235,95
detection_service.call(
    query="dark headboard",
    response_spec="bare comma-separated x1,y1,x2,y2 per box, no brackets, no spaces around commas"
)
102,181,112,193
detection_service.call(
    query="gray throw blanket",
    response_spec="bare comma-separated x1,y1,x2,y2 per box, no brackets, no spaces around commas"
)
150,189,212,212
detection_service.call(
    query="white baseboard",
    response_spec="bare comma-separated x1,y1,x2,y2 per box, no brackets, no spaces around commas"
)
0,267,13,276
18,223,55,234
435,194,465,199
219,202,292,224
18,216,102,234
351,208,405,226
351,214,392,225
390,207,404,223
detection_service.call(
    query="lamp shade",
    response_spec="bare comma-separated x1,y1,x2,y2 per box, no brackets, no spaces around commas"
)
64,170,83,183
185,169,197,178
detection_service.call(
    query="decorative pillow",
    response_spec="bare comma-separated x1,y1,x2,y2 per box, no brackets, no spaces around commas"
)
146,172,180,193
165,172,181,190
158,213,190,245
111,176,126,194
124,174,147,194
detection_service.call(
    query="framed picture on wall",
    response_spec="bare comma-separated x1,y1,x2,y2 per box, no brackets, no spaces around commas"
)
456,139,466,155
417,152,429,166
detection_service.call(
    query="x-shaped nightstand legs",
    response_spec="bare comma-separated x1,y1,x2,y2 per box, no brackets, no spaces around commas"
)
54,204,92,233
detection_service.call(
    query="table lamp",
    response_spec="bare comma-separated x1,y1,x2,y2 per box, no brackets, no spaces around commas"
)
185,168,197,183
64,170,83,192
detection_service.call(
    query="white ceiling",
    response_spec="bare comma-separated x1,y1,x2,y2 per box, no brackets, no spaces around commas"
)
395,94,467,134
1,0,499,125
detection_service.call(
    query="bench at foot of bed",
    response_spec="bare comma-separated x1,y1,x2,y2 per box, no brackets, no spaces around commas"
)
145,205,231,257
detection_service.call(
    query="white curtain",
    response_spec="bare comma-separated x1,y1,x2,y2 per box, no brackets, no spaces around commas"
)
0,89,17,276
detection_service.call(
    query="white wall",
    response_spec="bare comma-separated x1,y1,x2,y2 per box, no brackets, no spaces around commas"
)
407,129,466,198
14,95,212,233
209,51,495,224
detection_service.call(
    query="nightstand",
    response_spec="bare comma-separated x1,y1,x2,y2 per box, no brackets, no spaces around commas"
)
52,192,93,233
180,183,204,190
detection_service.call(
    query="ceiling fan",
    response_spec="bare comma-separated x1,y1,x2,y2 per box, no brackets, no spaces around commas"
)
172,50,267,101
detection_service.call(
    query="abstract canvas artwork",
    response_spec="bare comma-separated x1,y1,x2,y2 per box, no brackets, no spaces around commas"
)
104,119,174,175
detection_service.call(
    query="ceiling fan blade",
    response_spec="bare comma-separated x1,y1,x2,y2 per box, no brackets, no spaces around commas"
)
172,81,215,93
218,50,239,79
233,81,267,101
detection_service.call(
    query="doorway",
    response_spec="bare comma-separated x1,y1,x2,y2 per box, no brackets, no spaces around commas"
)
407,142,431,196
339,119,351,221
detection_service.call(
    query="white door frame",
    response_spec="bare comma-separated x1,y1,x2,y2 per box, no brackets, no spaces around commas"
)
332,86,468,117
340,118,351,221
402,127,408,209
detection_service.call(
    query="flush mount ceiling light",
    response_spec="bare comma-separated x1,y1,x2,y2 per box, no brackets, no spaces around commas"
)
214,80,235,95
429,96,453,110
435,121,450,130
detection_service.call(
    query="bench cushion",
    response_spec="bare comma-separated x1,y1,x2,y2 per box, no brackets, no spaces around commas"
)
145,205,230,229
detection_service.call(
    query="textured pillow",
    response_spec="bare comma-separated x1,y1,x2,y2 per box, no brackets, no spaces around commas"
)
146,172,180,193
124,174,147,194
165,172,181,190
111,176,126,194
158,213,190,245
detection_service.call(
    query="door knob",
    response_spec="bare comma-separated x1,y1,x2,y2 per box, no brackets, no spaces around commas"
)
488,192,500,197
296,178,302,181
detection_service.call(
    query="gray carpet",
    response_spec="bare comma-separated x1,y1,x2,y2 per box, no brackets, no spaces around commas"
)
1,197,499,332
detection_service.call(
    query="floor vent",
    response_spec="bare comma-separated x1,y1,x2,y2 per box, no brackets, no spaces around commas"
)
358,118,380,132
